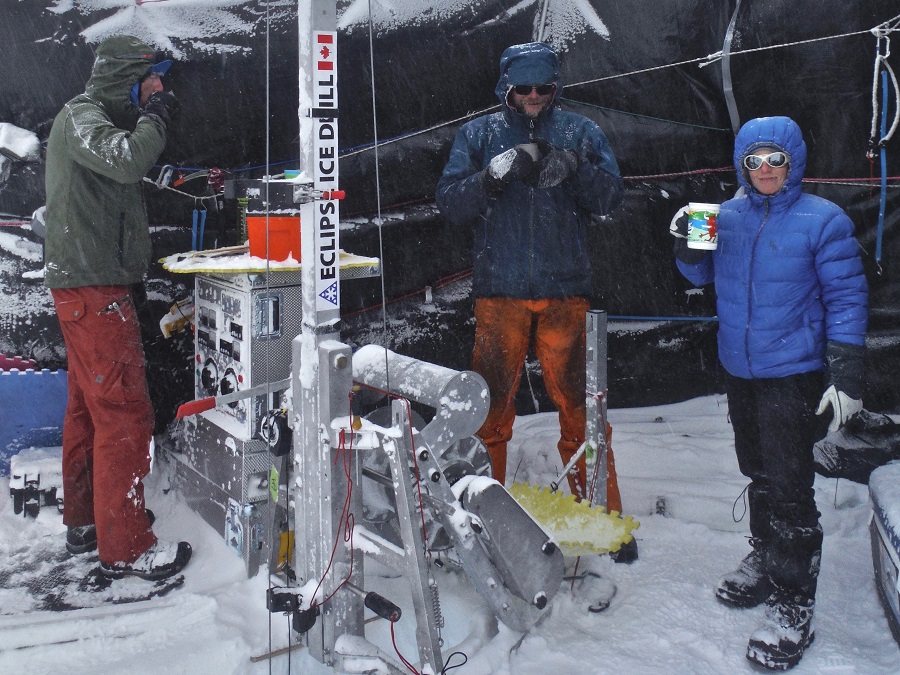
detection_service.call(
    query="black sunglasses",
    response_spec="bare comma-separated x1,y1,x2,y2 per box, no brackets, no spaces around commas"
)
512,84,555,96
743,151,790,171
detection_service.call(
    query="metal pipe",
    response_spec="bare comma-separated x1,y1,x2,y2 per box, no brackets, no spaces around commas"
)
352,345,489,449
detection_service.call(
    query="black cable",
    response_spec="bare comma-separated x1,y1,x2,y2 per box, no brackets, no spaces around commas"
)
441,651,468,673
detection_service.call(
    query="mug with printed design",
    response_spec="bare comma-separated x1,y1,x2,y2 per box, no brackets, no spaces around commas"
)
687,202,719,250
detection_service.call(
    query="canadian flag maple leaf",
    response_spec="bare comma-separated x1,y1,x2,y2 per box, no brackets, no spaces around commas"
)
320,46,331,60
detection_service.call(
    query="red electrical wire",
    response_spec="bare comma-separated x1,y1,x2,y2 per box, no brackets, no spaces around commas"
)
352,384,435,672
354,382,432,551
309,402,357,610
391,621,420,674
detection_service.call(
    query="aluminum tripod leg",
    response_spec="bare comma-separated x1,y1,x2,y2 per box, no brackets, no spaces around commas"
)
586,310,609,509
351,399,444,673
293,337,364,666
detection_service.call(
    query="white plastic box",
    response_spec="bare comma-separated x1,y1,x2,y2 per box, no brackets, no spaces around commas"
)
869,461,900,645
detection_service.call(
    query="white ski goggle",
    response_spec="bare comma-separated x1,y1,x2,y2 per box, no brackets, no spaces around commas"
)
743,151,790,171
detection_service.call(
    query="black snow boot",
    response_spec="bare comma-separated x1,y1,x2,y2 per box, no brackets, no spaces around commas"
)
610,537,639,564
66,524,98,555
64,509,155,555
715,539,773,608
100,540,192,581
746,592,814,670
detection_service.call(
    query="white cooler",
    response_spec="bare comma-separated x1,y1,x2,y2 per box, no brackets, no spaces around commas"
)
869,461,900,644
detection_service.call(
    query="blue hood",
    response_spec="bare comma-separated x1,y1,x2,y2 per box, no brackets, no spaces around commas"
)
733,116,807,204
494,42,562,109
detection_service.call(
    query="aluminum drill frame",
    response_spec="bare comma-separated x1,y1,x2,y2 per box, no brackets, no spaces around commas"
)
586,310,610,508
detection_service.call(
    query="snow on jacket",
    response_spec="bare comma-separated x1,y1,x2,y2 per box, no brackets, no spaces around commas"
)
435,42,624,299
44,36,167,289
677,116,868,379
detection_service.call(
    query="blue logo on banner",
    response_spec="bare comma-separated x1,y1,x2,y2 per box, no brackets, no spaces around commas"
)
319,282,338,306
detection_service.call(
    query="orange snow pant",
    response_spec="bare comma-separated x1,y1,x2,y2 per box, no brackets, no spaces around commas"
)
471,297,622,511
52,286,157,565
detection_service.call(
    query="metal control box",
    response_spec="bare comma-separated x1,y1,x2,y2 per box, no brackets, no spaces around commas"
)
172,416,272,576
193,271,301,440
175,270,302,575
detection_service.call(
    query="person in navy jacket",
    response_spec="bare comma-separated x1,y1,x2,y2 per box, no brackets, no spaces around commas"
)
436,43,627,528
673,116,868,670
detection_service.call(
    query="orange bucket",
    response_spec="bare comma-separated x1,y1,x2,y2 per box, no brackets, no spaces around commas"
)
247,216,301,262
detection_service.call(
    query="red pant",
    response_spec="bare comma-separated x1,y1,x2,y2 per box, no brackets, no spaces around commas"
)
472,297,622,510
52,286,156,564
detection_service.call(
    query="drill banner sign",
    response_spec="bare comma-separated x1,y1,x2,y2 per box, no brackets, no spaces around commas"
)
314,31,339,313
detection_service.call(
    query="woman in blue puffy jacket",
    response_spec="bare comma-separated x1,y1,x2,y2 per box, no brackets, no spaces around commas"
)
673,116,868,670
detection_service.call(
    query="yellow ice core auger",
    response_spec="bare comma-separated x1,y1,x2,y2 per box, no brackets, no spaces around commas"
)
510,482,639,557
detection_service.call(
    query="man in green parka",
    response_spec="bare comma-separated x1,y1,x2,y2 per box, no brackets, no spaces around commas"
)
44,35,191,580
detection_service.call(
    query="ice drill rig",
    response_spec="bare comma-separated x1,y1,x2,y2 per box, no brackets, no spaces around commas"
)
171,2,635,673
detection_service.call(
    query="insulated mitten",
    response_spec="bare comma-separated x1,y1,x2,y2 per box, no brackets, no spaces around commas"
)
532,139,579,188
482,146,535,194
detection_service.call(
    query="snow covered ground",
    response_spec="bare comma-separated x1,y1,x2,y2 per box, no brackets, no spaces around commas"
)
2,396,899,674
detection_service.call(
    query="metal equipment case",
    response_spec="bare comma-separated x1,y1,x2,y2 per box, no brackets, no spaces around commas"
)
173,270,301,575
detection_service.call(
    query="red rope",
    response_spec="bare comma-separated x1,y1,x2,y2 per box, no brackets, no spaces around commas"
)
341,269,473,321
870,156,877,200
804,175,900,183
624,166,733,181
625,165,900,183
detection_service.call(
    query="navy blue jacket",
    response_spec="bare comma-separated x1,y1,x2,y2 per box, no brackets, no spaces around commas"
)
436,43,624,299
677,116,868,379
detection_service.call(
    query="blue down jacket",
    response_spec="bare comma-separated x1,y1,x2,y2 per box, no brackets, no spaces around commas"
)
677,116,868,379
436,43,624,299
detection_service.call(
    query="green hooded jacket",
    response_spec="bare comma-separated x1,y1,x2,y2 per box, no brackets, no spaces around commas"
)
44,35,167,289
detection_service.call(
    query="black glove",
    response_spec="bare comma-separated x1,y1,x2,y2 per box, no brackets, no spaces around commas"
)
816,340,866,432
482,146,535,194
673,237,710,264
823,340,866,400
532,139,579,188
141,91,179,128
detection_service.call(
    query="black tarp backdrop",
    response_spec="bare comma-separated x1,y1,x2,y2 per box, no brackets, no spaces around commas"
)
1,1,898,422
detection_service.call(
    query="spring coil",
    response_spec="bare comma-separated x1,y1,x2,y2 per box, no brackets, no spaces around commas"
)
430,578,445,630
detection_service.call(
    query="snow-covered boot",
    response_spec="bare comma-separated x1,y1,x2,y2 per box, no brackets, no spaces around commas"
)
66,524,97,554
100,541,192,581
610,537,638,564
715,539,772,608
746,593,814,670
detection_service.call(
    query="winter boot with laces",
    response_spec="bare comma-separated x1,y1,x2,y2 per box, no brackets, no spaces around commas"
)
66,524,98,554
746,593,815,670
715,540,773,608
100,540,192,581
65,509,156,556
